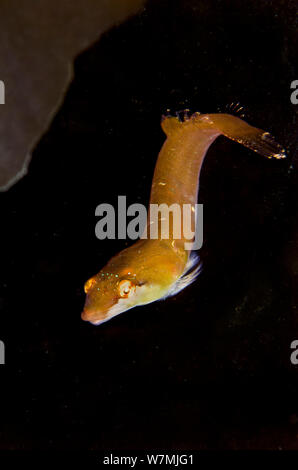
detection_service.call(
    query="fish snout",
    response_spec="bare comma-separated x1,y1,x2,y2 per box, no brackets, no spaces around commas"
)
81,309,90,322
81,307,107,325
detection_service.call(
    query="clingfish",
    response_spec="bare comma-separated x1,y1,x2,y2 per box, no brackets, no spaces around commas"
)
82,111,286,325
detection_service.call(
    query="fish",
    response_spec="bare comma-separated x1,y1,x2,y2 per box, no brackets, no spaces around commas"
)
82,111,286,325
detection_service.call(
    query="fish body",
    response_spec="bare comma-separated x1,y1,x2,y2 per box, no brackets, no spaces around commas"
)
82,111,285,325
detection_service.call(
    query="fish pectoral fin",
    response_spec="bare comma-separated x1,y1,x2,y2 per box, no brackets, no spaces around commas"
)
164,253,202,299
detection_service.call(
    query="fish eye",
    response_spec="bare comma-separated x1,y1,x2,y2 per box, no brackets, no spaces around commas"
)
118,280,136,298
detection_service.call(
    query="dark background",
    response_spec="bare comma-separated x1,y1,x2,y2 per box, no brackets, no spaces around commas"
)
0,0,298,449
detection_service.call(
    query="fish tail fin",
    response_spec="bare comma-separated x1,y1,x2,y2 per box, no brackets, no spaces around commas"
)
194,113,286,160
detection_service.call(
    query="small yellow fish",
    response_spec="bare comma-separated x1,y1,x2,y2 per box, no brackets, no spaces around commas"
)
82,111,285,325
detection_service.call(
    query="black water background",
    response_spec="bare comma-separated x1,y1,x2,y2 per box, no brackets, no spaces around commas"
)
0,0,298,449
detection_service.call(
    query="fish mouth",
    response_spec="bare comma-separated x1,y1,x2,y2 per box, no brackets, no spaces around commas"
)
81,298,133,325
81,308,107,325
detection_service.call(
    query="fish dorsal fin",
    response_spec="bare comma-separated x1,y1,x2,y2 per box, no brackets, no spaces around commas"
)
161,115,182,136
161,109,194,136
224,101,246,118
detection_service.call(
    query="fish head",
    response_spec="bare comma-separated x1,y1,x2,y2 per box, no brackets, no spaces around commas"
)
82,241,186,325
81,258,166,326
81,273,138,325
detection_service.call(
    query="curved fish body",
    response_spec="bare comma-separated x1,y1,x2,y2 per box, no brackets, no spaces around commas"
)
82,111,285,325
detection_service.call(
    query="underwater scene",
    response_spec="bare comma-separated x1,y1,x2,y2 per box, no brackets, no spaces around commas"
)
0,0,298,459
